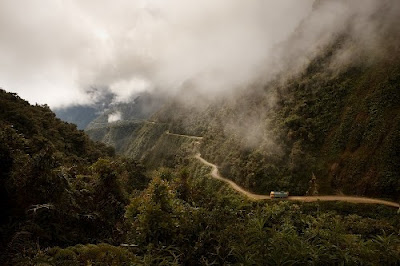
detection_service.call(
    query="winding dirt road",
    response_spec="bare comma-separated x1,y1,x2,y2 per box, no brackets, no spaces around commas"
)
196,154,270,200
165,130,203,140
195,153,400,208
161,129,399,208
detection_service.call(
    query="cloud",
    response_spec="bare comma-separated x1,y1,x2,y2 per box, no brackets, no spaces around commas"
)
109,77,153,103
0,0,313,107
108,111,122,123
1,0,397,108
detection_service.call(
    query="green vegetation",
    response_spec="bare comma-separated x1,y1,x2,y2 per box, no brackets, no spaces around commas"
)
84,92,167,154
8,160,400,265
85,29,400,202
141,133,199,169
1,89,398,264
144,41,400,201
2,2,400,263
0,91,400,265
125,122,168,161
86,120,146,153
0,90,148,264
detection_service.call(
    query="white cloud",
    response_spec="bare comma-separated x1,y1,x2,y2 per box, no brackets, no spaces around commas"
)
108,111,122,123
109,78,153,103
0,0,313,107
2,0,394,108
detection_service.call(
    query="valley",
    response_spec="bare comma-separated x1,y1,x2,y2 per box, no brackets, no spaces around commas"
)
1,0,400,264
196,152,400,207
158,128,400,208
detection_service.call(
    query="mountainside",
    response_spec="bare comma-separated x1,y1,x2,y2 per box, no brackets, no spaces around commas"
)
158,49,400,200
2,1,400,264
84,93,165,153
108,0,400,201
53,89,115,130
54,105,99,130
2,89,400,265
0,89,148,263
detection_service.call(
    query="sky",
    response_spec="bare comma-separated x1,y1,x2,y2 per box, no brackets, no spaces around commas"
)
0,0,314,108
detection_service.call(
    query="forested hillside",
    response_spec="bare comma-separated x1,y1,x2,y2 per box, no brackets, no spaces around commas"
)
120,0,400,201
1,89,399,265
85,93,165,153
0,89,148,264
152,45,400,201
2,0,400,264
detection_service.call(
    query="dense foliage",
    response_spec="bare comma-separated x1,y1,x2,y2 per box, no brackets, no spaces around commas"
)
0,90,148,263
2,1,400,264
83,1,400,201
148,37,400,201
84,92,166,153
1,90,398,265
10,162,400,265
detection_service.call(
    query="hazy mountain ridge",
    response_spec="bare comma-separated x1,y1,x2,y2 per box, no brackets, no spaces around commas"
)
2,87,399,265
54,105,99,130
2,1,400,264
53,89,115,130
151,48,400,200
84,92,165,153
115,0,400,200
0,88,151,264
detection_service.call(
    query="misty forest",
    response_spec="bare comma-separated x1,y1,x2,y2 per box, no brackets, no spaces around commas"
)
1,0,400,265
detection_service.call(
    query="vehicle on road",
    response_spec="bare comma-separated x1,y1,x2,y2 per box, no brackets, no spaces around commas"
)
270,191,289,198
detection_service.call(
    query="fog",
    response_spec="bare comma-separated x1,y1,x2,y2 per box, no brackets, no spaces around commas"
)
0,0,313,108
108,111,122,123
0,0,398,108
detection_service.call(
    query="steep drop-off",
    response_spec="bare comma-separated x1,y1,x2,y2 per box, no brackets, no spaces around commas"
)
150,49,400,201
85,93,165,154
0,89,151,264
84,0,400,201
119,4,400,201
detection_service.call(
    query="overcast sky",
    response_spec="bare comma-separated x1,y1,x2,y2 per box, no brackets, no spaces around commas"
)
0,0,314,108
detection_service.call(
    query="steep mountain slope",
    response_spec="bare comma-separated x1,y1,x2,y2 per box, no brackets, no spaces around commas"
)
2,90,399,265
151,48,400,201
85,93,165,153
118,0,400,201
0,89,148,262
0,89,114,168
54,105,99,130
2,1,400,264
53,90,115,130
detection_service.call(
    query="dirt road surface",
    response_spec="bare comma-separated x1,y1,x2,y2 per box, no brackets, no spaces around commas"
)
195,153,400,208
165,130,203,140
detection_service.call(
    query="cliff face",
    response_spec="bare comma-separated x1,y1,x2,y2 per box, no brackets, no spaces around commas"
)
149,48,400,200
84,93,165,153
0,88,115,221
89,0,400,200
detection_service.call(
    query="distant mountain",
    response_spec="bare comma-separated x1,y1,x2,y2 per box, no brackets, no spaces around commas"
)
94,0,400,201
0,88,148,263
54,105,98,130
2,1,400,264
86,92,165,127
53,90,115,130
54,90,165,131
84,92,165,153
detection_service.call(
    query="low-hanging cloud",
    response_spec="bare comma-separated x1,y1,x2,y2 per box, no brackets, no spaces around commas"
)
108,111,122,123
0,0,398,108
0,0,314,108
